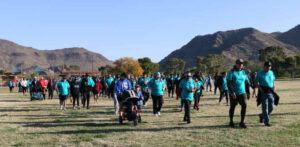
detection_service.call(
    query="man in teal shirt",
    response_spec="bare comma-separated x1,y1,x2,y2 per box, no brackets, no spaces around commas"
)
179,72,195,123
148,72,165,117
57,77,70,111
106,74,114,98
255,61,275,127
227,59,250,128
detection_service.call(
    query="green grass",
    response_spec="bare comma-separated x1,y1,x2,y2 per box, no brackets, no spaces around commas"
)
0,80,300,146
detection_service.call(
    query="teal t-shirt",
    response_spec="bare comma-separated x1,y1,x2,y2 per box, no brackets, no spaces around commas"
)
179,78,195,101
138,77,151,90
195,80,204,94
254,70,275,88
226,70,249,95
106,77,114,87
9,81,13,87
148,79,165,96
57,81,70,96
222,77,228,91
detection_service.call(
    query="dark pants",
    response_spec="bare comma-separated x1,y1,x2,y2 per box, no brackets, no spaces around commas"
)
152,95,163,114
219,90,228,103
48,89,54,99
143,91,150,105
9,87,13,93
183,99,191,121
214,84,219,95
72,94,80,107
82,92,90,108
22,86,27,94
168,87,174,97
229,94,247,123
194,92,201,109
206,83,212,91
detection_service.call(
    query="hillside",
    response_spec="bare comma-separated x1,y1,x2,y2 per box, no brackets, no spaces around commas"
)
0,39,113,71
159,25,300,69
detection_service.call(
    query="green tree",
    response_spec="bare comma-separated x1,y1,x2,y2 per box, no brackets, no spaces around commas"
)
69,65,80,71
164,58,186,74
203,54,226,74
98,65,113,76
138,57,159,74
259,46,286,62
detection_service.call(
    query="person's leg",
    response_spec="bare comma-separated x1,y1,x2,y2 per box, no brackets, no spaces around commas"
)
82,93,86,108
76,95,80,107
197,93,201,108
72,95,76,108
157,96,163,113
229,95,238,124
238,94,247,125
225,91,229,105
152,95,158,114
143,92,149,106
206,84,208,92
168,87,171,97
183,100,187,120
219,91,224,103
87,92,90,109
193,94,197,109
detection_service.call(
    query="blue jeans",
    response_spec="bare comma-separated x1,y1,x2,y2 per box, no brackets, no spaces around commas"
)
261,92,274,124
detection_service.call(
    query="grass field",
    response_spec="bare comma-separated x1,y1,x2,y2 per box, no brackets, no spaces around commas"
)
0,80,300,147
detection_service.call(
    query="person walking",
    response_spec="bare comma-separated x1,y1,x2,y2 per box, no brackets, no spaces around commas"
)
167,74,176,98
255,61,276,127
93,77,102,104
138,73,151,108
57,77,70,111
227,59,250,128
20,78,28,96
70,77,81,109
106,74,114,98
193,75,204,110
205,74,212,92
80,74,95,109
148,72,166,117
9,80,14,93
218,72,229,106
47,78,55,100
179,72,195,123
115,73,132,117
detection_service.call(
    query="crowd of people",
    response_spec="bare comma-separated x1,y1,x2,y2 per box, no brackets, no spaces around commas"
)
8,59,277,128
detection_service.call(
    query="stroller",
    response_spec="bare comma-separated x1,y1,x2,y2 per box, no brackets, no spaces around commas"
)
118,90,142,126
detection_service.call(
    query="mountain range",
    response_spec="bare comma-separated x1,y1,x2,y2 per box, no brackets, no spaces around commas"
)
159,25,300,69
0,39,113,72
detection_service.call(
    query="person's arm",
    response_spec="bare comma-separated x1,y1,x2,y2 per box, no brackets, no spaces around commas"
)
226,71,236,99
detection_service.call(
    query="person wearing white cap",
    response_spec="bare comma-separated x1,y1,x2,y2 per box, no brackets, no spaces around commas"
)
179,72,196,123
148,72,166,117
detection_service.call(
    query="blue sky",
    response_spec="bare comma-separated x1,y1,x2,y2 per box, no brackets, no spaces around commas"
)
0,0,299,62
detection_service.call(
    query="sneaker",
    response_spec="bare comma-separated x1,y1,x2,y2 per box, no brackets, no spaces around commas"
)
73,107,76,110
229,122,234,128
187,120,191,124
63,108,67,111
226,103,230,106
239,123,247,129
157,112,161,116
59,105,63,110
154,114,158,117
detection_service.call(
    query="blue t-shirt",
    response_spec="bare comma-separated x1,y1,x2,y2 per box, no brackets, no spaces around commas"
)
254,70,275,88
226,70,249,95
115,79,132,97
179,78,195,101
148,78,165,96
136,90,143,106
57,81,70,96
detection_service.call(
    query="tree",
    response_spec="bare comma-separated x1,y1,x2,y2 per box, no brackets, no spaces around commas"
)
259,46,286,62
201,54,226,74
163,58,186,74
269,56,286,77
284,56,297,79
138,57,159,74
196,57,206,73
98,65,114,76
69,65,80,71
244,60,264,73
113,57,144,77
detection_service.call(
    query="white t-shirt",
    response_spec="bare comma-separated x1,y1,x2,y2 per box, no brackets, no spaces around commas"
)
21,80,28,87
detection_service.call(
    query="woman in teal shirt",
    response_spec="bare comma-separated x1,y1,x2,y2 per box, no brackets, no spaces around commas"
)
193,75,204,110
179,72,195,123
148,72,166,117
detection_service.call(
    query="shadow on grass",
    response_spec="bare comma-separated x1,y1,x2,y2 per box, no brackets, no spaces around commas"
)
26,124,236,135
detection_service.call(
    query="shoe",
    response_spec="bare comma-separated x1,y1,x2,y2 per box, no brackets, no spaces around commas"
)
187,120,191,124
239,123,247,129
265,123,272,127
259,114,263,123
229,122,234,128
59,105,63,110
180,109,183,112
226,103,230,106
77,106,80,109
157,112,161,116
154,114,158,117
73,107,76,110
63,108,67,111
87,107,90,110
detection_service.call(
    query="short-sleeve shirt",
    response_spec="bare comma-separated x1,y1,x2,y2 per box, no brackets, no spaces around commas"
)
179,78,195,101
57,81,70,96
148,79,165,96
254,70,275,88
226,69,249,95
